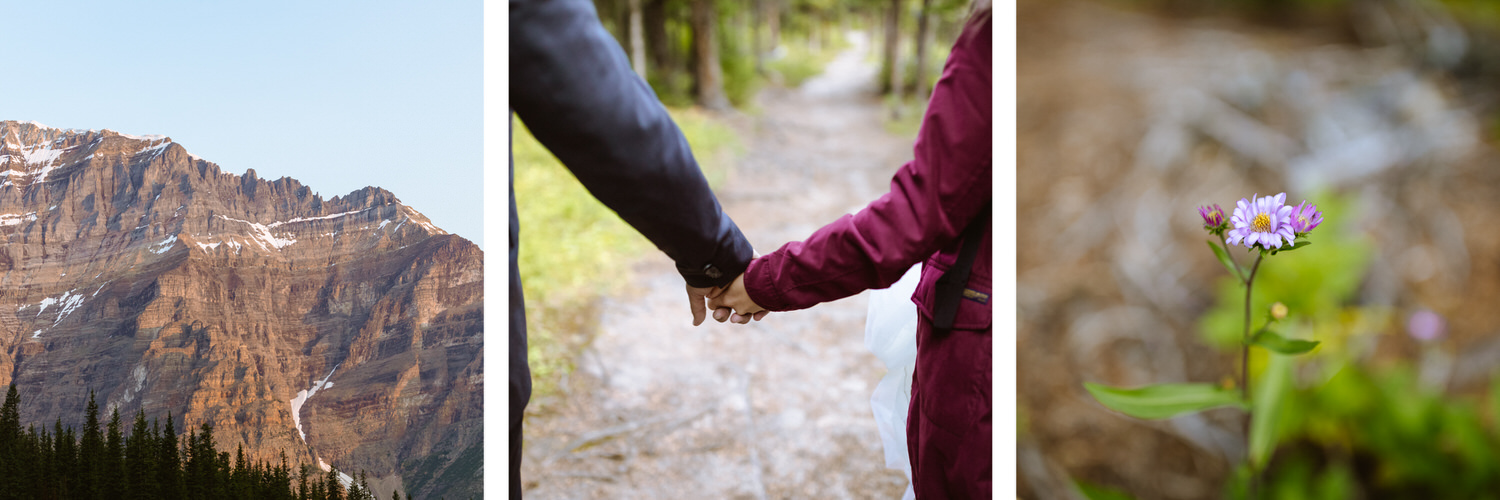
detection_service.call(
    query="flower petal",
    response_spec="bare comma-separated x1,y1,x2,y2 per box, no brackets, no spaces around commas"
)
1227,230,1244,246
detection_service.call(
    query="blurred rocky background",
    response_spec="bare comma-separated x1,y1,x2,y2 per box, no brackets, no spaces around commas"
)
1019,0,1500,498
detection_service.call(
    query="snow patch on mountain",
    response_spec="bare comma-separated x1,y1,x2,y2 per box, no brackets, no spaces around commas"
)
290,363,341,442
0,213,37,226
269,208,375,228
217,215,298,250
150,235,178,254
37,290,87,326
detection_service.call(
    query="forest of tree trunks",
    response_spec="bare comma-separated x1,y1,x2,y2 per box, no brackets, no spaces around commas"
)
588,0,977,109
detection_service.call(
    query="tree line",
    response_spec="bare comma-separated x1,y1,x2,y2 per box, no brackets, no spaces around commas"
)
589,0,975,110
0,384,401,500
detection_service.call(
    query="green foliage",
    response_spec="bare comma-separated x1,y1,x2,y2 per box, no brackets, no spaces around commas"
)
1199,193,1372,349
1085,382,1246,420
648,71,697,108
1076,480,1136,500
765,37,844,88
719,22,763,108
1237,363,1500,497
1208,240,1246,283
1248,327,1320,355
1249,353,1292,468
513,111,739,398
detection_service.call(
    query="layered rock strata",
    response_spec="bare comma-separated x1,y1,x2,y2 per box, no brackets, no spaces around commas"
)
0,120,482,499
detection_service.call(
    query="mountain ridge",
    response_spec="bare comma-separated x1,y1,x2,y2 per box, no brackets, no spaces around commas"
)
0,119,483,500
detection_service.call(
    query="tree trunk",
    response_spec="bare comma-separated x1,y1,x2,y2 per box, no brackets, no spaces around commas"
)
629,0,647,79
753,0,764,74
645,0,670,76
913,0,932,101
882,0,902,96
767,0,781,53
691,0,730,109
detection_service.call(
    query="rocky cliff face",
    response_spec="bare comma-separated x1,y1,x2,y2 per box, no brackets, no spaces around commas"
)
0,120,482,499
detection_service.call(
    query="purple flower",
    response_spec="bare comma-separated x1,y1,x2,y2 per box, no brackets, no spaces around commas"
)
1290,200,1323,236
1227,193,1296,249
1198,204,1227,230
1408,309,1446,342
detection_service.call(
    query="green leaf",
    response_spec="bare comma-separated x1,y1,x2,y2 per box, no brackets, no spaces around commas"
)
1249,328,1320,355
1208,240,1245,283
1270,240,1312,255
1084,382,1246,420
1250,353,1293,468
1075,480,1136,500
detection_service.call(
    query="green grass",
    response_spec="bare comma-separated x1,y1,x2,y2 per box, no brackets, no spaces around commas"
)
883,96,928,139
766,32,850,89
512,109,740,400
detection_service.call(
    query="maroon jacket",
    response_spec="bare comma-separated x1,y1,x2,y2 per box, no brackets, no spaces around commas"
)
743,17,992,500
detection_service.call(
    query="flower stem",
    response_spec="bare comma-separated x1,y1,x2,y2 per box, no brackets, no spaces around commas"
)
1243,252,1264,499
1220,234,1246,284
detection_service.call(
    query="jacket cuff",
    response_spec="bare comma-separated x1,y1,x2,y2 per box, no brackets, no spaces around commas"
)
676,237,751,289
677,260,743,288
743,252,792,312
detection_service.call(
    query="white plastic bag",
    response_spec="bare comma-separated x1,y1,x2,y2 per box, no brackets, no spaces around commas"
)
865,263,921,500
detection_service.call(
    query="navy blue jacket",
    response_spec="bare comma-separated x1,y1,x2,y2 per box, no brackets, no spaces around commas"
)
509,0,753,496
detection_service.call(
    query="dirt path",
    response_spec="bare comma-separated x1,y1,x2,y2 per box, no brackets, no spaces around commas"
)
521,31,915,499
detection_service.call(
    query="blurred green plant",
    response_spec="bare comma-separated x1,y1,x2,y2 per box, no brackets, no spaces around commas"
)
1076,480,1136,500
720,25,763,108
512,109,740,400
1247,363,1500,498
766,38,844,88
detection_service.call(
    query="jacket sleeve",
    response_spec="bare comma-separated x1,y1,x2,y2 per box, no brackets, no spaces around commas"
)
510,0,752,288
743,19,992,312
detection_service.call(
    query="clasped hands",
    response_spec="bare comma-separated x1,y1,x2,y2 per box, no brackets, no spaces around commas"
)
687,273,767,325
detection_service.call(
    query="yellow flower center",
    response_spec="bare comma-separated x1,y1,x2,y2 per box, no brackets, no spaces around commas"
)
1252,212,1272,233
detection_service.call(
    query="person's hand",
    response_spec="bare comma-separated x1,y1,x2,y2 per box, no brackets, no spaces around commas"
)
708,273,768,324
686,284,734,326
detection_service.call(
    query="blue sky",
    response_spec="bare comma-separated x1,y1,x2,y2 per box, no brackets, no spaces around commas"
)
2,1,482,246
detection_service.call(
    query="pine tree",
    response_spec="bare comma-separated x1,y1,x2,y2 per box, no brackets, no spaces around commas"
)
80,391,105,499
297,464,311,500
355,471,371,500
127,410,160,499
53,419,76,498
325,467,344,500
308,467,326,500
159,413,185,500
274,452,294,500
0,384,22,500
185,425,216,500
216,449,232,499
346,472,364,500
233,444,249,500
105,407,126,497
391,488,401,500
30,424,50,499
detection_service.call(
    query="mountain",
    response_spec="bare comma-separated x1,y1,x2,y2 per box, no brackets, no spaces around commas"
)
0,120,482,500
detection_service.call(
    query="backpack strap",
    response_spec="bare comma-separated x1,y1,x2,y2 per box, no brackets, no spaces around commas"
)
932,201,991,332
